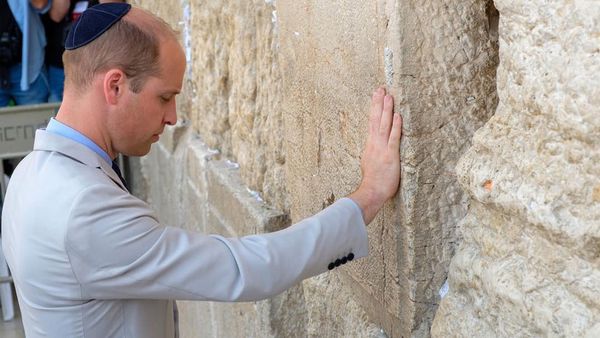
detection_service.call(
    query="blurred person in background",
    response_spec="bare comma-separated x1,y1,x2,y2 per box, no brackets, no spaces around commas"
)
1,0,51,179
0,0,50,107
43,0,126,102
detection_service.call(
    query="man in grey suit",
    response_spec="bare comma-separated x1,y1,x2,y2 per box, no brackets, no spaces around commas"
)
1,3,402,337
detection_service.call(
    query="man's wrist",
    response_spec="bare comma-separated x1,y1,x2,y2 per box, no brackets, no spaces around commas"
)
348,186,386,225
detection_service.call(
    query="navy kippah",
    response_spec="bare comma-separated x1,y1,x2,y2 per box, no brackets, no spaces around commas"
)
65,3,132,50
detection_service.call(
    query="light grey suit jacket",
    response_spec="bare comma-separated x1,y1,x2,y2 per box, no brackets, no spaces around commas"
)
1,130,368,338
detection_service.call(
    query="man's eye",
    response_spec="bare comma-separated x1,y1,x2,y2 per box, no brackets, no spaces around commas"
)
160,96,171,102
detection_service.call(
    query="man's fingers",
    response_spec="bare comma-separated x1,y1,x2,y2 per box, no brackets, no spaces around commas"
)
388,113,402,151
379,94,394,137
369,87,385,136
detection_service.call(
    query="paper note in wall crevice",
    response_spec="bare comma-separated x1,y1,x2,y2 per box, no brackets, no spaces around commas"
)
439,279,449,299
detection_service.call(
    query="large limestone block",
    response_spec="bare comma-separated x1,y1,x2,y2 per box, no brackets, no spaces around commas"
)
433,0,600,336
186,0,287,211
205,158,289,234
277,0,394,333
136,0,287,211
394,0,499,334
278,0,498,336
302,274,387,338
177,283,308,338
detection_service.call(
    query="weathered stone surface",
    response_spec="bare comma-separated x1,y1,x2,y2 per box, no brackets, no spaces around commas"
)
278,0,498,336
205,159,289,234
188,0,287,212
432,0,600,336
134,0,287,211
302,274,386,338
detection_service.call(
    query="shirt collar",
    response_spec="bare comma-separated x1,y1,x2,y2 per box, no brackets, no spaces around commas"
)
46,118,113,165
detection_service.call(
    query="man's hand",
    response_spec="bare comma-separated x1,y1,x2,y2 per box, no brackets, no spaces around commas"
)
349,87,402,224
29,0,49,10
49,0,70,22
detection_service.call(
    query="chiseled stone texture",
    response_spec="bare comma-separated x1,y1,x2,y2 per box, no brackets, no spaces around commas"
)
187,0,287,212
394,0,499,335
136,0,287,212
432,0,600,336
277,0,394,333
278,0,498,336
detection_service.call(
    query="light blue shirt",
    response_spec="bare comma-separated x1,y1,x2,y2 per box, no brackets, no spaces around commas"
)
7,0,51,91
46,118,113,165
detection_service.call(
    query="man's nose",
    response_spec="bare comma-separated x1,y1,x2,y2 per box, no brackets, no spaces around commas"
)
164,102,177,125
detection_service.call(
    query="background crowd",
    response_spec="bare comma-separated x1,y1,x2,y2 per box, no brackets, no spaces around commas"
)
0,0,125,107
0,0,126,181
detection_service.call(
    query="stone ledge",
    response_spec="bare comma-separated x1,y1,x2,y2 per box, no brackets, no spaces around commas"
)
182,135,290,235
205,158,290,235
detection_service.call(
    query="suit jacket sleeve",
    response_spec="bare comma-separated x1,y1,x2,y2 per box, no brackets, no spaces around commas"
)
64,183,368,302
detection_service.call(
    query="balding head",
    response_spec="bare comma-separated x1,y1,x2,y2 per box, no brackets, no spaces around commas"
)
63,6,179,94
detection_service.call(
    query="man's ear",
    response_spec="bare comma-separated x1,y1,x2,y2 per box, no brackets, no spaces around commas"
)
103,69,127,105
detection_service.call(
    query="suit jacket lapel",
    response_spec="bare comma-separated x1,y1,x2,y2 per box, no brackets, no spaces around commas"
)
33,130,128,191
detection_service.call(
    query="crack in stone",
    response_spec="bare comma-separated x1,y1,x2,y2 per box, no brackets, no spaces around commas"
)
381,206,387,309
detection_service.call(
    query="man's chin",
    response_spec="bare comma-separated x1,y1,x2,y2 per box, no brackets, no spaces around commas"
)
122,145,153,157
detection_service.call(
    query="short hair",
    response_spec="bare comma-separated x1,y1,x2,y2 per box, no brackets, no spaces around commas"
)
63,8,177,93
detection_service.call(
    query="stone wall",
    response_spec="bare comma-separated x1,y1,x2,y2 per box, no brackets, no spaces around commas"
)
130,0,598,337
132,0,498,336
431,0,600,336
135,0,288,212
278,0,498,336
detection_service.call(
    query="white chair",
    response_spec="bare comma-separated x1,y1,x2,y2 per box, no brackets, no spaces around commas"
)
0,237,15,321
0,173,15,321
0,103,58,322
